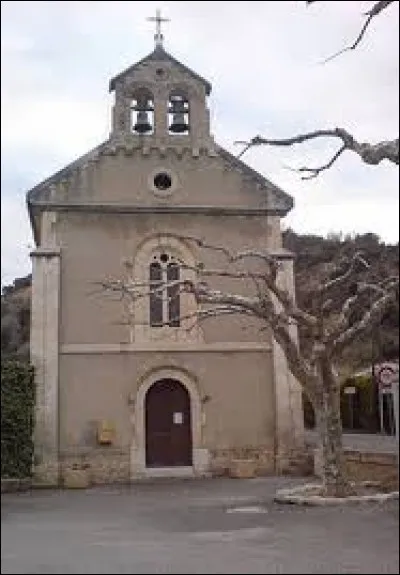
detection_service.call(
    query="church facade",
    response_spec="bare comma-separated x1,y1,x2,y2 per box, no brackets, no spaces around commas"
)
27,30,304,486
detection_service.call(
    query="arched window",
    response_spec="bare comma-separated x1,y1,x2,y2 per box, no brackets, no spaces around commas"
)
131,88,154,135
149,253,181,327
168,91,190,135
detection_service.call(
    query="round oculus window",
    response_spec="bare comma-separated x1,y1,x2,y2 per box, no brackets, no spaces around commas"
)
148,168,178,197
153,172,172,191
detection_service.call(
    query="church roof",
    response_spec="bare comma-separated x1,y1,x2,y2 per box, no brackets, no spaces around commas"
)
216,146,293,211
109,45,212,95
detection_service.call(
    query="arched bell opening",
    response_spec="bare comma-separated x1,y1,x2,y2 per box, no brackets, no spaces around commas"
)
168,91,190,135
131,88,155,135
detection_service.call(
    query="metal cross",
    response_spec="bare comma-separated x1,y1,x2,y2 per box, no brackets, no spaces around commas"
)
147,9,170,48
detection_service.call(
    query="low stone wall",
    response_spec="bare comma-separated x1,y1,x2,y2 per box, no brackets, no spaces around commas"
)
29,445,315,488
209,447,274,477
313,447,398,485
31,448,131,488
209,446,313,478
60,449,130,487
344,450,398,484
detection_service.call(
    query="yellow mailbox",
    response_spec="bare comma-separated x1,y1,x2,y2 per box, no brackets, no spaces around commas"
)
97,420,115,445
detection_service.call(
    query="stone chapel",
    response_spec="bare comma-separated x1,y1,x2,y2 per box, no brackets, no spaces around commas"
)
27,15,304,486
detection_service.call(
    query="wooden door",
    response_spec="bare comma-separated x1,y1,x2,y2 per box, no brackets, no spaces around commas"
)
145,379,192,467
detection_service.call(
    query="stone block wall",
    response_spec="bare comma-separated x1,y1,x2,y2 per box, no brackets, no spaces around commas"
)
209,446,313,478
313,447,398,486
344,450,398,485
60,448,131,486
31,449,131,488
30,444,316,488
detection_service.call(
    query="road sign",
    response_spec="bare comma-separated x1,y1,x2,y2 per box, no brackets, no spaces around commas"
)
376,364,399,390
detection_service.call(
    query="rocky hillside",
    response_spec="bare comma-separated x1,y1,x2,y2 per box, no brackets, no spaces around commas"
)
283,230,399,375
1,231,399,372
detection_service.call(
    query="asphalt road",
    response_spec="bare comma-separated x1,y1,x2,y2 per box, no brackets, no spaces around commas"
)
1,477,399,574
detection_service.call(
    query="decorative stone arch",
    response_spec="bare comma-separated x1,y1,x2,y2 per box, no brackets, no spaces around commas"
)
130,366,210,476
130,233,202,343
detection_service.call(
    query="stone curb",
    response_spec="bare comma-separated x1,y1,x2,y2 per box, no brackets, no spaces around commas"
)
274,482,399,506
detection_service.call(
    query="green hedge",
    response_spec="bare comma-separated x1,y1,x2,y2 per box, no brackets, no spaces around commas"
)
1,360,35,478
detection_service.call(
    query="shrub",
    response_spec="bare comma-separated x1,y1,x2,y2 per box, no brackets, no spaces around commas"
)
1,360,35,478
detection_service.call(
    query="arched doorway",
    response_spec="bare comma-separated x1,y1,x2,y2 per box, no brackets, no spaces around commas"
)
145,379,192,467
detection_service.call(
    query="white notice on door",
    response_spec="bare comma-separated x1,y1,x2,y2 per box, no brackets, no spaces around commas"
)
173,412,183,425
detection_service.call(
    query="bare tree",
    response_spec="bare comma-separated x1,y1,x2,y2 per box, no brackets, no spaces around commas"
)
100,238,399,496
236,1,399,177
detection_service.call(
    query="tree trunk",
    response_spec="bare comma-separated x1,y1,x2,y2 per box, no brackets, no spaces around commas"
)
315,370,349,497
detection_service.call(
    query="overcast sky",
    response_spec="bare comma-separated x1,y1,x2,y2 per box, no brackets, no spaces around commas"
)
1,0,399,286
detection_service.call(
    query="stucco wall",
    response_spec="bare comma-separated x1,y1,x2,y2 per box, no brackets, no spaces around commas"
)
55,149,284,214
57,211,280,345
58,350,275,452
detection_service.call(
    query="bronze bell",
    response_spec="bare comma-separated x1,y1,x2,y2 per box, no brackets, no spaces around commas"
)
133,110,152,134
133,96,153,134
169,97,189,133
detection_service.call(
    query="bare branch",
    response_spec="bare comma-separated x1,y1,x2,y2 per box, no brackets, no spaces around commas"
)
191,284,261,315
118,305,257,331
318,252,369,294
194,280,317,391
235,0,399,181
324,292,360,344
332,282,399,356
176,234,284,271
177,238,318,329
268,307,317,392
96,278,191,306
171,305,257,327
235,130,399,173
358,277,399,296
322,1,397,63
174,234,233,261
297,145,346,180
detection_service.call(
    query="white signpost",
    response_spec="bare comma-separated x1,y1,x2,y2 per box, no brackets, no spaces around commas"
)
376,363,399,444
